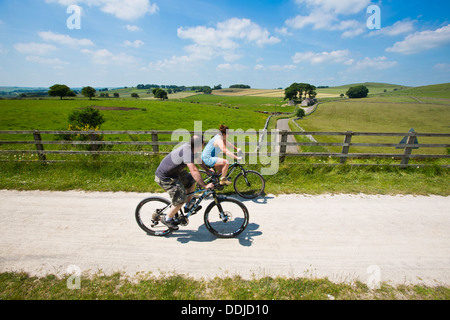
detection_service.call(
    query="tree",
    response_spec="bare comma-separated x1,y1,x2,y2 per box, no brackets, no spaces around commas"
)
67,90,77,98
306,85,317,98
203,86,212,95
48,84,71,100
113,92,120,98
296,108,306,118
68,107,105,129
229,84,251,89
152,88,168,100
81,86,96,100
346,85,369,98
284,82,316,101
284,85,298,101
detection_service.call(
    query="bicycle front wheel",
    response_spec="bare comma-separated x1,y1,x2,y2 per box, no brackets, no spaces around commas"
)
135,197,173,236
204,197,249,238
234,170,265,199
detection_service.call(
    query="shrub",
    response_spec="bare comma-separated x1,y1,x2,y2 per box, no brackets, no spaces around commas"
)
346,85,369,98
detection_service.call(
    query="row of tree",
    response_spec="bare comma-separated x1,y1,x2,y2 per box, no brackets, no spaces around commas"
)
284,83,369,101
284,83,317,101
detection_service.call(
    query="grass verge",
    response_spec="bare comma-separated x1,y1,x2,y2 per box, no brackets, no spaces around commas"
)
0,160,448,195
1,272,448,300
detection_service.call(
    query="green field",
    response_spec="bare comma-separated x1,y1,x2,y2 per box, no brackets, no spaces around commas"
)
0,83,449,196
294,82,450,158
381,83,450,99
0,98,268,132
316,82,410,96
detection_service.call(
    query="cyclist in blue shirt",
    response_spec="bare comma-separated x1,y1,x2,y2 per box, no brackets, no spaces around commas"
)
202,124,242,186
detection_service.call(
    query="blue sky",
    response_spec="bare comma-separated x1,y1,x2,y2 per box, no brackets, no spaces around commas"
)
0,0,449,88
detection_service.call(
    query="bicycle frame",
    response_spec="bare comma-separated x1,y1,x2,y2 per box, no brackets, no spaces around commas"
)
204,161,245,182
155,186,225,222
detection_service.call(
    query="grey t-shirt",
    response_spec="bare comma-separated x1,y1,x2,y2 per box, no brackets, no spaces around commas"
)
155,143,195,179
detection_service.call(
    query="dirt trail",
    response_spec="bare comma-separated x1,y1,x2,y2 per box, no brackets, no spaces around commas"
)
1,190,449,286
276,119,298,153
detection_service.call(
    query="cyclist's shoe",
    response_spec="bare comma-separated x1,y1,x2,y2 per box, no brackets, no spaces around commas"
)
220,177,232,185
161,217,179,230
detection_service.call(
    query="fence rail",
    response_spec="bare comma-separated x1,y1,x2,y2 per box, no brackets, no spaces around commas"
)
0,130,449,167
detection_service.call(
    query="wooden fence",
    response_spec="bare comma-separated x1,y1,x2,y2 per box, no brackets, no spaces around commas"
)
0,130,449,167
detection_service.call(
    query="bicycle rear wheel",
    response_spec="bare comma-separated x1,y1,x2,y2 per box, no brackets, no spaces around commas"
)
204,197,249,238
135,197,173,236
233,170,265,199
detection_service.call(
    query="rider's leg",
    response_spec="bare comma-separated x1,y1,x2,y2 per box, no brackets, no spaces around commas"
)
214,158,229,178
166,181,195,219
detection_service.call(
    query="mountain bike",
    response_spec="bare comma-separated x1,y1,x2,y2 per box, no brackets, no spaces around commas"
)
199,160,265,199
135,174,249,238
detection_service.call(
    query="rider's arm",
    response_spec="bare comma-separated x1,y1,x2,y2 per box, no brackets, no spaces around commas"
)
186,163,211,189
216,139,239,160
225,140,238,150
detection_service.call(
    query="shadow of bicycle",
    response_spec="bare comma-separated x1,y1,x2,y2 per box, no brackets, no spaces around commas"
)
171,221,262,247
219,193,275,205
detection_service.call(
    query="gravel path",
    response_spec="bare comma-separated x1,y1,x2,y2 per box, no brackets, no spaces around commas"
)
1,190,449,286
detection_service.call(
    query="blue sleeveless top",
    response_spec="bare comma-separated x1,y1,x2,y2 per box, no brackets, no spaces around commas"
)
202,134,221,160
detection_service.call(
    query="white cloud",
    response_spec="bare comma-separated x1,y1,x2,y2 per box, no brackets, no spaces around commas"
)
287,0,369,37
295,0,371,15
216,63,248,71
45,0,159,21
386,24,450,54
38,31,94,47
292,49,351,65
125,25,142,32
433,63,450,72
286,9,337,30
26,55,68,65
275,27,293,36
14,42,57,55
124,40,144,48
149,18,280,70
178,18,280,50
148,55,194,71
100,0,159,20
254,64,297,71
350,56,397,70
82,48,136,65
286,10,365,38
368,19,415,37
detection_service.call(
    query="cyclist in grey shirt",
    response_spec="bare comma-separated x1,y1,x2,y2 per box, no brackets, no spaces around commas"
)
155,135,214,230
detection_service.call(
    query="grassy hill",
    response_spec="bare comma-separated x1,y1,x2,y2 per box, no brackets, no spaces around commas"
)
316,82,409,96
293,82,450,157
210,83,409,98
381,83,450,99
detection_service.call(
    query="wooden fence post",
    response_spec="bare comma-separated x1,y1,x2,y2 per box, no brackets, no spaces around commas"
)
151,131,159,153
279,130,288,163
340,131,353,164
33,130,46,162
401,133,416,165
